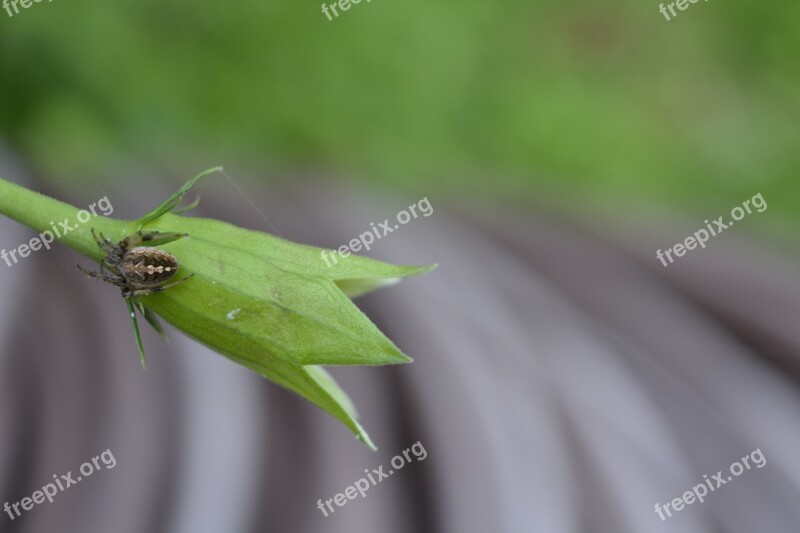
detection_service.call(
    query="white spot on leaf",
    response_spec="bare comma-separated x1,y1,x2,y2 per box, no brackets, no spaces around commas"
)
226,308,241,320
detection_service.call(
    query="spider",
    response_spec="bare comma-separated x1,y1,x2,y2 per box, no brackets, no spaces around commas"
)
78,228,194,297
79,228,195,367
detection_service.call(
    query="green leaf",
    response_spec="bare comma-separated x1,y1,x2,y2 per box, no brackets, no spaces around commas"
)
138,213,430,366
305,365,359,420
137,274,389,449
125,297,147,369
136,298,167,337
0,173,435,449
302,365,376,450
136,167,222,229
172,195,202,215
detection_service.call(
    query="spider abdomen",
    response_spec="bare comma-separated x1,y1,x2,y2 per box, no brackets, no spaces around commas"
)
122,247,180,287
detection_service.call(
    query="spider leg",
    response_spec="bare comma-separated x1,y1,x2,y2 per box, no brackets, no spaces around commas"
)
100,258,121,275
90,227,104,247
91,228,117,256
77,264,125,285
122,273,195,298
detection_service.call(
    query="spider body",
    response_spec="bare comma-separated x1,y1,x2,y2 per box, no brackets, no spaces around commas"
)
79,229,193,298
120,247,179,285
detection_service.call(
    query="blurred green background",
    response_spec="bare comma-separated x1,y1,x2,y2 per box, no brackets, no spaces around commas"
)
0,0,798,224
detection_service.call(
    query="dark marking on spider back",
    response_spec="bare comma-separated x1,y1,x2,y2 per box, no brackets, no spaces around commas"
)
122,247,180,287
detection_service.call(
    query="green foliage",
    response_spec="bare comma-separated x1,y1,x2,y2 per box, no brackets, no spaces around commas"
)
1,1,798,215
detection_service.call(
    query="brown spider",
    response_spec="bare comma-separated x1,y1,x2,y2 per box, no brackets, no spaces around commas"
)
78,228,193,298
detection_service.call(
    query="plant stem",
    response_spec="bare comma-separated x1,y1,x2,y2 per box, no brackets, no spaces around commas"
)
0,176,128,263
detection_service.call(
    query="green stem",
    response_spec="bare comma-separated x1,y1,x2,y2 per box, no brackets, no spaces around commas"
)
0,176,130,263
